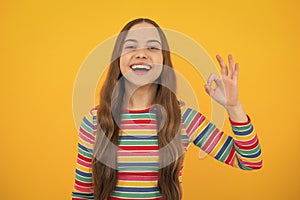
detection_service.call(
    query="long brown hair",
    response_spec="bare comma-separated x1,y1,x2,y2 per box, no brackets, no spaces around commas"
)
92,18,184,200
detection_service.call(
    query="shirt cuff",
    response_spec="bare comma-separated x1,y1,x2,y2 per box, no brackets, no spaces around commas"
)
229,115,251,126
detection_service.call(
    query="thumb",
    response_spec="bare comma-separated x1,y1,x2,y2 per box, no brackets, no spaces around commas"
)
204,84,214,97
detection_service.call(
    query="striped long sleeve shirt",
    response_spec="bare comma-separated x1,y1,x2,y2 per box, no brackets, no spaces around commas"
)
72,102,262,200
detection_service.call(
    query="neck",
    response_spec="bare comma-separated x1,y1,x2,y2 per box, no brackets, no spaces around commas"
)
123,81,157,110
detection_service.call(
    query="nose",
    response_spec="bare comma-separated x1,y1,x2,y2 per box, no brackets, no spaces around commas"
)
134,48,148,59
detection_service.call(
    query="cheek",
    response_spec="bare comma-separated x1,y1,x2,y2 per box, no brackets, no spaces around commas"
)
119,55,130,74
156,53,163,65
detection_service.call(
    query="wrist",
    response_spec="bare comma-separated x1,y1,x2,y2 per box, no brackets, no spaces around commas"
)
226,102,248,123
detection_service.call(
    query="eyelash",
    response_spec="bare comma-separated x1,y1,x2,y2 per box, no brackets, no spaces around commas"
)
124,46,136,49
148,46,160,50
124,46,161,51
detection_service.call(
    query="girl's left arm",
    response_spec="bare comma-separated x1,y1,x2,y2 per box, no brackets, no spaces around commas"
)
183,54,262,170
182,106,262,170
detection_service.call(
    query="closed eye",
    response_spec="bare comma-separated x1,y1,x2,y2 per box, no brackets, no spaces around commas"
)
124,45,136,49
148,46,161,51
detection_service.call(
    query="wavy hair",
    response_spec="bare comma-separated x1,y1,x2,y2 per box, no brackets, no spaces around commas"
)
92,18,184,200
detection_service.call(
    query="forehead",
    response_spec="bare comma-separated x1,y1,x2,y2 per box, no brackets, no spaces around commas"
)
124,22,161,42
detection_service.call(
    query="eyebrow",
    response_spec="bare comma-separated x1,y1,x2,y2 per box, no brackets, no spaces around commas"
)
124,39,161,45
147,39,161,45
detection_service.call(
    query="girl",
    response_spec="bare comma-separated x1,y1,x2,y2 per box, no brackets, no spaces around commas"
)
72,18,262,200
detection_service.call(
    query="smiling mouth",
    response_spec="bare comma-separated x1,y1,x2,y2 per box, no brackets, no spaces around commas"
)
130,64,152,71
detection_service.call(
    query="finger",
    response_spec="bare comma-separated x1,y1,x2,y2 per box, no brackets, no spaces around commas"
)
216,54,228,76
207,73,218,86
228,54,234,77
233,63,239,81
204,84,214,97
207,73,224,89
214,75,223,86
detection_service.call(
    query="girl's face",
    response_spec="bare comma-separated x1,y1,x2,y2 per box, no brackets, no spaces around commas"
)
119,22,163,86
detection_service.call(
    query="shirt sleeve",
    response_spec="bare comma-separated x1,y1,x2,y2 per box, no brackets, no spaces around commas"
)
72,107,98,200
182,107,263,170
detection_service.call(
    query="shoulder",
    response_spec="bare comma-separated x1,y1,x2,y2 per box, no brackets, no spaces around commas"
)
178,100,205,122
81,105,99,128
87,105,99,119
178,99,195,114
78,106,99,143
178,100,185,109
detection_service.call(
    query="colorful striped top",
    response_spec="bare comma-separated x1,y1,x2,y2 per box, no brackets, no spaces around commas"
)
72,102,262,200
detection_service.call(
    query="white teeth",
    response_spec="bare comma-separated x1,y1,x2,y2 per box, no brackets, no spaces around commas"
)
131,65,151,70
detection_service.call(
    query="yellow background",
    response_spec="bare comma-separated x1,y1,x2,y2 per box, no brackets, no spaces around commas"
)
1,0,299,199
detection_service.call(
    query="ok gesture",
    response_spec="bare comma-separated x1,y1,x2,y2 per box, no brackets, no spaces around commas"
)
205,54,240,108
